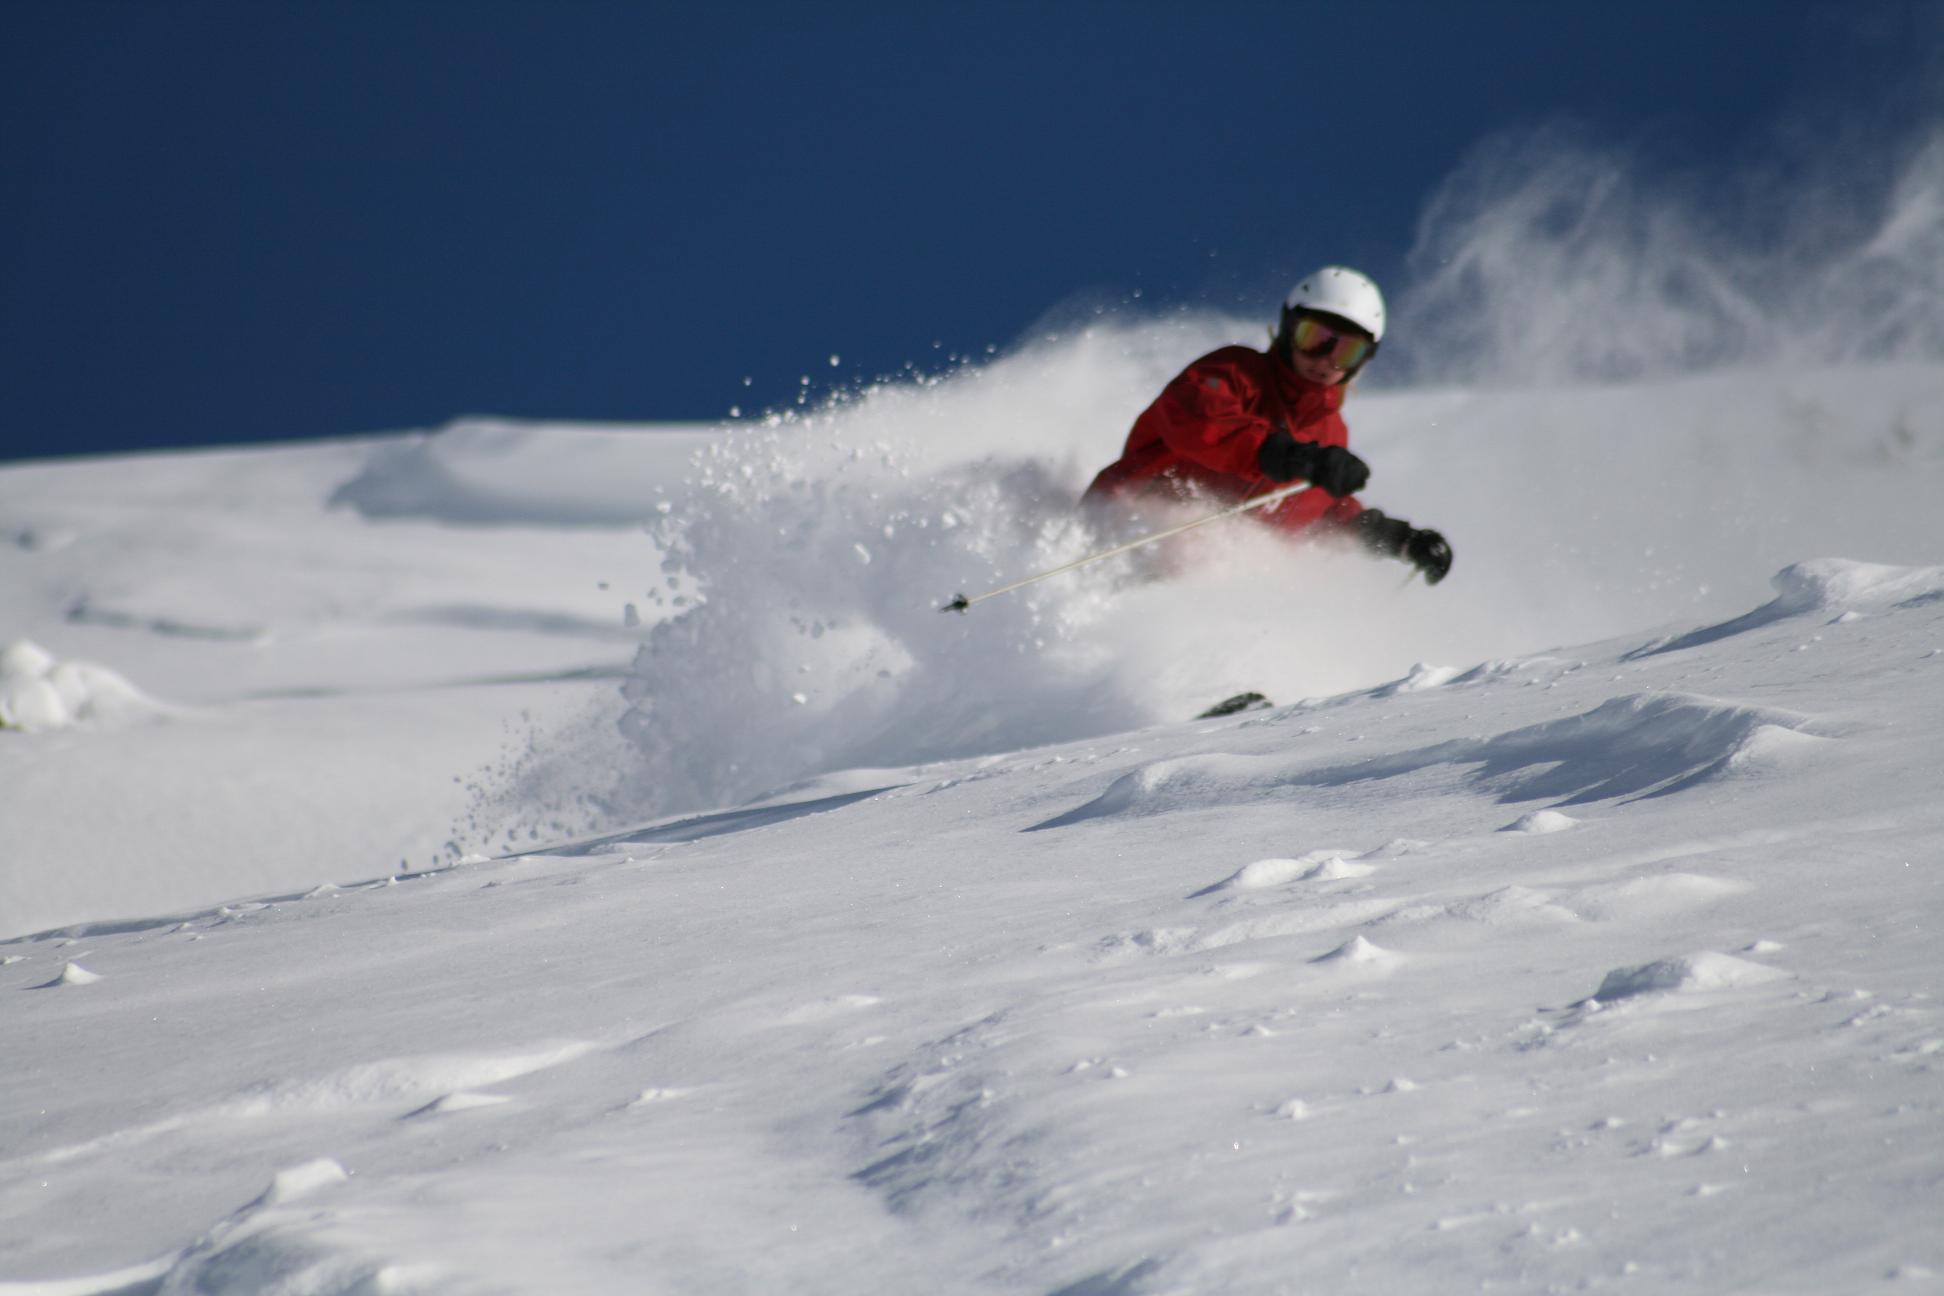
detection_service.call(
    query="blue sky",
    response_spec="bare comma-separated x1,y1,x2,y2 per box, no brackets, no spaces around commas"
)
2,1,1936,462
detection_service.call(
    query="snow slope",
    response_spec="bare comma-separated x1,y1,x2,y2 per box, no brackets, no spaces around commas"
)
4,345,1939,935
3,204,1943,1291
0,423,709,937
2,533,1941,1292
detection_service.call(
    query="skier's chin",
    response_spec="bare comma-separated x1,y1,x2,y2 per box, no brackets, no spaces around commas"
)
1292,356,1347,386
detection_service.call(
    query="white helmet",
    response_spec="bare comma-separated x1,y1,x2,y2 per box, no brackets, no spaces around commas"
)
1284,266,1387,342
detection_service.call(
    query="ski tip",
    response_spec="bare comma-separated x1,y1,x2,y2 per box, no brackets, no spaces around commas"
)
940,593,971,614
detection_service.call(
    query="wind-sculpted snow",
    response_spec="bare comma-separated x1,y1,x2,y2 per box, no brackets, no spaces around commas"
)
1591,951,1791,1002
4,546,1942,1292
76,1156,420,1296
1631,557,1944,658
1031,690,1827,830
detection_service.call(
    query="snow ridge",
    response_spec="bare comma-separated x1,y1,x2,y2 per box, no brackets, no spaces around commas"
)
1033,689,1825,829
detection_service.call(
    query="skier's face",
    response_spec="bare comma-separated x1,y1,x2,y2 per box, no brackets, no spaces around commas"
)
1291,346,1350,386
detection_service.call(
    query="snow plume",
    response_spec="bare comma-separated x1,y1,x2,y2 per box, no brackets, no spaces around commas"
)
587,330,1305,826
493,336,1157,834
1394,121,1944,386
489,340,1942,837
613,433,1124,818
499,327,1488,835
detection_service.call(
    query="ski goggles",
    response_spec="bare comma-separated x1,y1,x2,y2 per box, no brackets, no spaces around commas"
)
1290,315,1376,371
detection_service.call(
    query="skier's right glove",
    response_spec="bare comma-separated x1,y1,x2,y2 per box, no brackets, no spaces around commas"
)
1256,429,1369,497
1405,528,1453,585
1355,510,1453,585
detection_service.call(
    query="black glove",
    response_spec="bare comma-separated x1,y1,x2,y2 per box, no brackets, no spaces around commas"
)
1255,428,1369,496
1405,528,1453,584
1354,510,1453,585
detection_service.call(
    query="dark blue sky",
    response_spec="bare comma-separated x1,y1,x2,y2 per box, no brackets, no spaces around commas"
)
1,1,1933,462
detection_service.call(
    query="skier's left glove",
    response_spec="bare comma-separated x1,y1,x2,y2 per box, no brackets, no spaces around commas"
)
1256,429,1369,496
1355,510,1453,585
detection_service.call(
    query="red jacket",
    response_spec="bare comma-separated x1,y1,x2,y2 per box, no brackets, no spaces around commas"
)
1083,345,1366,534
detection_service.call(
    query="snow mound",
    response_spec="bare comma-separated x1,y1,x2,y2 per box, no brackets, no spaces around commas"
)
1373,662,1463,696
1218,857,1315,890
1770,558,1944,612
255,1157,350,1207
1634,559,1944,657
1313,934,1398,966
1593,951,1789,1000
33,961,102,989
1202,850,1372,892
1503,809,1580,834
0,640,162,732
225,1041,598,1115
1432,691,1826,804
1299,854,1378,882
1722,724,1831,777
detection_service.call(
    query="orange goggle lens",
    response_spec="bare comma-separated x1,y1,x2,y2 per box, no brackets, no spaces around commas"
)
1291,317,1375,370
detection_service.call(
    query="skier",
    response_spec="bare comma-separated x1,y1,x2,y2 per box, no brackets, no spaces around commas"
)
1082,266,1452,585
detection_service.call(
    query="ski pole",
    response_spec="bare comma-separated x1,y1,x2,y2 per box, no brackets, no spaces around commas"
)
939,480,1312,613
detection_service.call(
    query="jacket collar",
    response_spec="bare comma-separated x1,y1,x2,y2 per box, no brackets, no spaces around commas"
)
1267,349,1346,419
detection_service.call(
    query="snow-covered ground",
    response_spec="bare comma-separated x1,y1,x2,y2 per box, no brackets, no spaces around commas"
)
2,320,1942,1292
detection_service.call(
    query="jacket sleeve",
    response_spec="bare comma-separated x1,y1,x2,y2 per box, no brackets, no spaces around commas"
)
1141,358,1278,479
